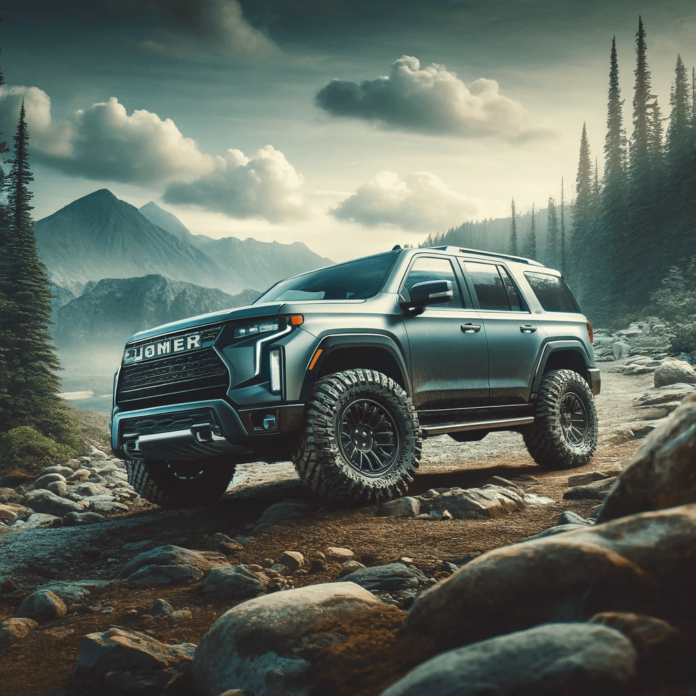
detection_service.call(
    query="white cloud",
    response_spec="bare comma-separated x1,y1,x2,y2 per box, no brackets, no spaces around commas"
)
331,170,477,231
164,146,309,222
0,86,306,223
316,55,553,142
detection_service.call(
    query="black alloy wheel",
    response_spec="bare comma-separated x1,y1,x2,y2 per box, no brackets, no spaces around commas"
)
559,392,590,446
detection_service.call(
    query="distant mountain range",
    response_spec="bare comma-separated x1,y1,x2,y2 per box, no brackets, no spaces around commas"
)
35,189,332,295
53,274,261,348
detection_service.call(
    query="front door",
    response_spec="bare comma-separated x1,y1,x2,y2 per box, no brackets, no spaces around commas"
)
460,260,545,404
402,256,489,410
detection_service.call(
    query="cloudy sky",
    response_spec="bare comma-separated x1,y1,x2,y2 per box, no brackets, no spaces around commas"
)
1,0,695,261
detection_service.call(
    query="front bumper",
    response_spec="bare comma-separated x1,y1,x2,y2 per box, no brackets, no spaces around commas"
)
111,399,304,461
587,368,601,396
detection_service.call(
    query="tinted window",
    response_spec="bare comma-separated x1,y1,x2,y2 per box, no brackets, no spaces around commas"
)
257,253,397,302
403,257,463,309
500,268,525,311
463,262,511,311
525,272,582,313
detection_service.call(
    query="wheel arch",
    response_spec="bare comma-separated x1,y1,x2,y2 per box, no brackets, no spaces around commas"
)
300,334,411,400
531,341,592,395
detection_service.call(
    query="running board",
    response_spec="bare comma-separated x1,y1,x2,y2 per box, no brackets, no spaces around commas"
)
421,416,535,438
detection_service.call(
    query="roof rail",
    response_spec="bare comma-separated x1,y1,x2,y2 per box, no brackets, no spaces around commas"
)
428,246,545,267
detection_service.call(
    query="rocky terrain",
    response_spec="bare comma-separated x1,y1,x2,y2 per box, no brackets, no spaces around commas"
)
1,357,696,696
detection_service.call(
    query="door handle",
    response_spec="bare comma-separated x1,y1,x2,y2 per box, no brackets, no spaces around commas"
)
520,325,538,333
461,323,481,333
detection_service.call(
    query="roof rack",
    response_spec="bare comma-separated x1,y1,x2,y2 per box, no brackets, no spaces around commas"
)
428,246,545,267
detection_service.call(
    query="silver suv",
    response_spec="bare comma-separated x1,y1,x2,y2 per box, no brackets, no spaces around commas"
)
111,246,600,507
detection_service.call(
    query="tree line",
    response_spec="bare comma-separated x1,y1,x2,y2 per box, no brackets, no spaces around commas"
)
0,47,80,471
425,17,696,325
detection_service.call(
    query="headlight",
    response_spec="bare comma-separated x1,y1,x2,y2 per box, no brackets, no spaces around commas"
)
234,320,280,339
270,349,282,393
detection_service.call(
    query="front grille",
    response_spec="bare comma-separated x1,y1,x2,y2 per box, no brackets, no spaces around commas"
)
121,408,219,439
116,349,229,409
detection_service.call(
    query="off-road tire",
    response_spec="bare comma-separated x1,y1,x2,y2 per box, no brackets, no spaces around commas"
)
293,369,422,504
523,369,598,470
126,458,235,508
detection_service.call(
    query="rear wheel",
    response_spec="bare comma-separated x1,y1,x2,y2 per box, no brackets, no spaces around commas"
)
126,458,235,508
293,369,422,504
523,369,598,470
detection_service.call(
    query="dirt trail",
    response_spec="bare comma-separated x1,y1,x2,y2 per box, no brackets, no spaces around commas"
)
0,364,658,695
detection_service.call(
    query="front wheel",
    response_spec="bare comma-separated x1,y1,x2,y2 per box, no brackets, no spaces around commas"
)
523,369,598,470
126,458,235,508
293,369,422,504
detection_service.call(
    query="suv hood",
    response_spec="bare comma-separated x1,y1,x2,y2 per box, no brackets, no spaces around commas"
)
125,302,284,344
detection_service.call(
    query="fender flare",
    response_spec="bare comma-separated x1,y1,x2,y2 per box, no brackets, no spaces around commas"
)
531,340,592,395
299,332,411,401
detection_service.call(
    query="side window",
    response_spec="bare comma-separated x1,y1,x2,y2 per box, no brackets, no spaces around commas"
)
500,267,526,311
403,257,463,309
462,261,512,311
524,272,582,313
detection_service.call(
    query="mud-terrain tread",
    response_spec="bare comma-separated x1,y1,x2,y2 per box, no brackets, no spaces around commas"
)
126,458,235,508
293,369,422,504
523,369,598,470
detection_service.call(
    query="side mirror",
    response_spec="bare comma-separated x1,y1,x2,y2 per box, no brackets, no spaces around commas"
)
402,280,453,309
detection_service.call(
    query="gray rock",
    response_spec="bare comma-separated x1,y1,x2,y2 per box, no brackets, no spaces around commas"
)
32,473,67,489
634,383,696,407
147,598,174,617
119,545,218,579
201,565,268,599
521,524,587,542
192,582,381,696
0,487,22,504
654,360,696,388
23,489,87,517
426,485,525,519
75,482,106,497
47,480,69,497
567,472,609,487
613,341,631,359
0,617,38,646
381,623,636,696
16,590,67,624
10,512,63,531
64,511,105,526
325,547,355,562
72,626,195,691
43,465,74,477
378,497,421,518
340,563,420,592
279,551,304,572
563,477,617,500
255,500,312,528
37,581,91,605
123,564,204,587
557,511,592,526
68,469,91,483
481,476,525,496
85,499,129,514
339,560,366,577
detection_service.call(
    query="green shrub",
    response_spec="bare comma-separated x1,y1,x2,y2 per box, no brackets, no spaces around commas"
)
0,425,82,475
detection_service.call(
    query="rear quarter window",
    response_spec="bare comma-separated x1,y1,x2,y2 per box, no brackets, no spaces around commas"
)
524,272,582,313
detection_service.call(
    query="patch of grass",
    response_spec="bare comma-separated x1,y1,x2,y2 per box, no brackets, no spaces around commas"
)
0,425,82,476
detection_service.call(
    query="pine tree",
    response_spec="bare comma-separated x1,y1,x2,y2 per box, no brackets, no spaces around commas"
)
0,50,11,423
570,123,593,295
560,176,566,275
510,198,518,255
0,103,77,449
602,36,628,303
546,197,559,269
524,204,537,259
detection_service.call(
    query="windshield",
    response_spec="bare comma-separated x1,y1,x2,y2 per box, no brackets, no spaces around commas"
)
257,252,399,303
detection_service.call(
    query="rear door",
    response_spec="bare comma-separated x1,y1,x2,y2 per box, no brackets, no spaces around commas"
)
401,255,489,409
460,260,544,405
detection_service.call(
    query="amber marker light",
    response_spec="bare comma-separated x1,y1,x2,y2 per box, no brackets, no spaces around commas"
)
288,315,304,326
308,348,323,370
586,321,593,343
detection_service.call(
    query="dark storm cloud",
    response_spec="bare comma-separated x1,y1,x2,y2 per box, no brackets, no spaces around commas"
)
316,56,553,142
112,0,280,60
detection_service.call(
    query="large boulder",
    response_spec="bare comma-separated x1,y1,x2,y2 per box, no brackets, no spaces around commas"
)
339,563,421,593
119,545,223,578
406,504,696,651
72,627,195,692
23,489,86,517
192,582,381,696
654,360,696,388
381,623,636,696
598,393,696,522
423,485,525,520
16,590,67,624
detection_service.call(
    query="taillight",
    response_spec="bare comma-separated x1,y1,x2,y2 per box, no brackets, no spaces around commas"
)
586,321,593,343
